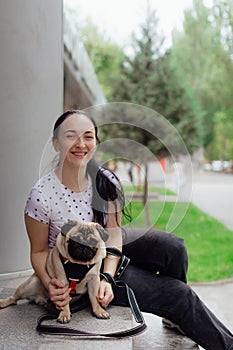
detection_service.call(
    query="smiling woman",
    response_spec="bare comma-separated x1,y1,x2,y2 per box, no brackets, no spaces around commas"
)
52,112,97,175
24,109,126,310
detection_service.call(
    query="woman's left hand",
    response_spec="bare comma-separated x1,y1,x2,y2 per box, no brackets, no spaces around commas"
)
97,279,114,308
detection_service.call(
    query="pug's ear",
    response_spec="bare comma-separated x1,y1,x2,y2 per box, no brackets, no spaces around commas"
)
61,221,77,236
94,224,109,242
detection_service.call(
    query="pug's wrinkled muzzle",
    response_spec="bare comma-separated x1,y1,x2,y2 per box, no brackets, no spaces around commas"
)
68,237,98,262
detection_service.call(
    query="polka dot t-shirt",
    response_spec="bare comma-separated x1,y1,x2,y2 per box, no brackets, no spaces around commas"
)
25,170,93,249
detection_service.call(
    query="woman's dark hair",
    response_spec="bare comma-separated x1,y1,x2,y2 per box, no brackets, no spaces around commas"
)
53,109,130,227
53,109,100,144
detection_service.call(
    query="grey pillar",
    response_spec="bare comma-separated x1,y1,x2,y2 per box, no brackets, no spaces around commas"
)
0,0,63,275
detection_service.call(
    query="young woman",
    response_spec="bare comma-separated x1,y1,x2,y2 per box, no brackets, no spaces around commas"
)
25,110,233,350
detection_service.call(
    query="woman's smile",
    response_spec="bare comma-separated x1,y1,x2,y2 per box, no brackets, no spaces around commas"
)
53,113,97,167
70,150,88,158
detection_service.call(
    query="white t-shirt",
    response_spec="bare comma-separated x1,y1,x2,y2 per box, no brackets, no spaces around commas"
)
25,169,120,248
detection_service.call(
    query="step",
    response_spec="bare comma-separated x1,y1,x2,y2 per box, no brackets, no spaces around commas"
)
0,283,133,350
38,306,133,350
0,278,202,350
132,313,200,350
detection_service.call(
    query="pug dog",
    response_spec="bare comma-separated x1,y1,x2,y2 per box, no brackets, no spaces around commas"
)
0,220,110,323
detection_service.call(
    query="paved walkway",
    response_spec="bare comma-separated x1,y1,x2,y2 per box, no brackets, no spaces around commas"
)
190,170,233,230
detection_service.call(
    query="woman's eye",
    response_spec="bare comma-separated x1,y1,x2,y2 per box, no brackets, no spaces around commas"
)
66,134,75,139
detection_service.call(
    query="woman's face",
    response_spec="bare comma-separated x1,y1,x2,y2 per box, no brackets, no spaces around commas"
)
53,113,97,169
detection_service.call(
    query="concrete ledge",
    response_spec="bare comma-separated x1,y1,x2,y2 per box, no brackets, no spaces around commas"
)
38,306,133,350
133,313,200,350
2,277,216,350
0,277,131,349
0,289,133,350
0,269,33,281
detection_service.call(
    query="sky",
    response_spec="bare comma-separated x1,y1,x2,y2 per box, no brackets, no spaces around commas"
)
64,0,213,48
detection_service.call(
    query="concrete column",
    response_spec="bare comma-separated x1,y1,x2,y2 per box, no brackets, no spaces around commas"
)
0,0,63,275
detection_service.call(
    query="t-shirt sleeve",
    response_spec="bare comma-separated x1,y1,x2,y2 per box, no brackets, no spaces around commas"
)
24,188,49,224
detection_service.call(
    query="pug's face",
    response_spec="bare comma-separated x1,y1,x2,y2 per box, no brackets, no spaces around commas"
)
60,220,109,264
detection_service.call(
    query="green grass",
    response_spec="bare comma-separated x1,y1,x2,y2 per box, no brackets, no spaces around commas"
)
122,201,233,282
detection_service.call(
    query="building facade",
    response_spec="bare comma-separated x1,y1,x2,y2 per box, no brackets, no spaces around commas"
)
0,0,105,276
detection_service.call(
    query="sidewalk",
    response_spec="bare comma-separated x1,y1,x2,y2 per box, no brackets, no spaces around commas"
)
0,276,133,350
133,279,233,350
2,275,233,350
0,275,200,350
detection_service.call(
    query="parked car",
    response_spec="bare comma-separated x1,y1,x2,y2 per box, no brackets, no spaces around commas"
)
211,160,223,172
203,160,232,172
203,163,212,171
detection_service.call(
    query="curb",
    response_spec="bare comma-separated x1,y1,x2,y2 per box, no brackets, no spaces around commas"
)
190,278,233,287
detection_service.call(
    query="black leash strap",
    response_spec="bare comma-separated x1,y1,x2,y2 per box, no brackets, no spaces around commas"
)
36,248,147,338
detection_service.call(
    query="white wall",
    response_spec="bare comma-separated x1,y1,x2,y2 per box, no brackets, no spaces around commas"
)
0,0,63,275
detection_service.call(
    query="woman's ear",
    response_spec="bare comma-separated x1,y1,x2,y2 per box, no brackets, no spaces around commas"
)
52,138,59,152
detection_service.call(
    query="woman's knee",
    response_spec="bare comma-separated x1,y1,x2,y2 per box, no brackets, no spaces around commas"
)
148,230,188,264
121,267,194,320
173,236,188,265
165,236,188,281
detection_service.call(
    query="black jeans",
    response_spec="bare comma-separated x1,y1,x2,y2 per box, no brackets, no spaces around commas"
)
112,228,233,350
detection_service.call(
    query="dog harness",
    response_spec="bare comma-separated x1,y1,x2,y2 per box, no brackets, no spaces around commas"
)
60,254,95,296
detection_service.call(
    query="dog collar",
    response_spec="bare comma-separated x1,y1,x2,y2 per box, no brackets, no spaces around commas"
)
60,254,95,296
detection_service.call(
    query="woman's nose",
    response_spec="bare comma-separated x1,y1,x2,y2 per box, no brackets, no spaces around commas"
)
75,136,85,148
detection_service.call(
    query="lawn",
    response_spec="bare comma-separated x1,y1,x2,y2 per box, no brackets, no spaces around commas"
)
122,200,233,282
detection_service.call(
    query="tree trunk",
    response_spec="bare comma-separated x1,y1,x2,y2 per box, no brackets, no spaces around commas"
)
143,163,151,227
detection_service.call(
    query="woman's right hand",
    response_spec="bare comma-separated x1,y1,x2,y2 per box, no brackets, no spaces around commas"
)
48,278,72,310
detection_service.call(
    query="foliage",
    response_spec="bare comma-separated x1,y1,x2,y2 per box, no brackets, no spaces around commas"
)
170,0,233,157
66,9,125,100
110,4,202,154
65,0,233,161
79,19,125,100
206,111,233,160
170,0,218,147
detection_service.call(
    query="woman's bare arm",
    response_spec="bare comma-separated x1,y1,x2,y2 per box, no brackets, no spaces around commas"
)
24,214,51,289
24,214,71,309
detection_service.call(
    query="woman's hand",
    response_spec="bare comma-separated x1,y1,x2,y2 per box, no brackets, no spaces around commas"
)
97,279,114,308
48,278,72,310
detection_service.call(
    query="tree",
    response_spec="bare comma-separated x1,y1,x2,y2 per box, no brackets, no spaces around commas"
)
170,0,220,148
206,111,233,160
98,3,198,225
79,19,125,100
68,13,125,100
170,0,233,157
210,0,233,118
110,2,202,154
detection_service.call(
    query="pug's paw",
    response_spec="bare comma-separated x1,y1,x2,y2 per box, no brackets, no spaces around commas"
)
57,309,72,323
93,305,110,319
0,296,16,308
